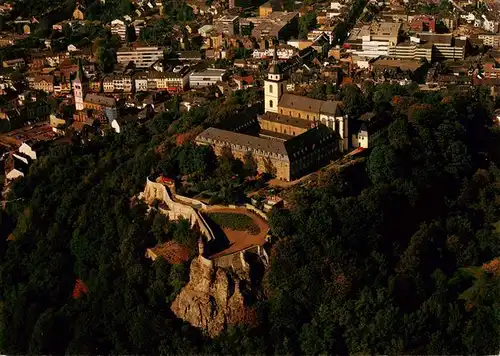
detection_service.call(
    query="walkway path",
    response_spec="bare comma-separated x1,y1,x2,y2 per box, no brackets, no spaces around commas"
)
205,207,269,259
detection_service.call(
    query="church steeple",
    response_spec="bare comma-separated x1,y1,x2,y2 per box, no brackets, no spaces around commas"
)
75,59,87,83
73,59,88,111
268,45,282,78
264,45,286,113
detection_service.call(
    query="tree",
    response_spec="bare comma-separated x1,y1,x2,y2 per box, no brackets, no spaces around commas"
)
367,143,399,185
125,25,137,43
340,84,366,118
243,151,257,176
95,46,115,73
263,157,277,177
298,12,317,39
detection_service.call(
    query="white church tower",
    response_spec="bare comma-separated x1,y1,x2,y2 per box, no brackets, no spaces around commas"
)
264,47,286,114
73,60,88,111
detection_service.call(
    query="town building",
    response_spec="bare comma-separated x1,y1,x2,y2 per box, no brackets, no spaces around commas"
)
198,25,215,37
482,62,500,79
213,15,239,36
6,157,28,181
347,23,467,61
246,11,299,41
2,58,25,70
116,46,164,68
110,19,127,41
19,141,42,160
252,46,297,59
387,39,433,61
410,16,436,33
32,75,55,93
83,93,117,123
348,22,402,58
351,112,389,148
134,73,149,92
72,5,85,20
419,33,467,60
189,68,227,87
479,34,500,48
102,74,134,93
134,67,191,92
259,0,281,17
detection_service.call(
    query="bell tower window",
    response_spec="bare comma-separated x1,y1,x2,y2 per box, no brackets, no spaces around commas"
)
269,100,273,108
269,85,273,93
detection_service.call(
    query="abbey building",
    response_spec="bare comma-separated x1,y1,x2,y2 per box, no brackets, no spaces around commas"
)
262,49,348,151
196,49,349,182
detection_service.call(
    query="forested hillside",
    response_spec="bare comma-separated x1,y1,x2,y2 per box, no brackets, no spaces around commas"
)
1,86,500,354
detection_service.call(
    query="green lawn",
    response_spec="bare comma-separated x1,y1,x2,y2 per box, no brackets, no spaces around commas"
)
207,212,261,235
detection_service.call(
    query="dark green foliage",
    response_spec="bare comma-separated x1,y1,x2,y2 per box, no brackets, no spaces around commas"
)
340,84,367,118
85,0,134,23
260,87,500,354
298,12,317,39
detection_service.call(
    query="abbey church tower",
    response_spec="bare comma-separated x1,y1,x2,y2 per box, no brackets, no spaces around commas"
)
264,47,286,113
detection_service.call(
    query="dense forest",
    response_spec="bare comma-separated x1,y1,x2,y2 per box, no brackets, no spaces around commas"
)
1,85,500,354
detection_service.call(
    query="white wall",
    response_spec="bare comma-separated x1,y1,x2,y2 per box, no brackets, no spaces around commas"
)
19,142,37,160
111,119,120,133
6,169,24,181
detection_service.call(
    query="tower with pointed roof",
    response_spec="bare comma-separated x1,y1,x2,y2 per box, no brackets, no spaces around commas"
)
73,60,88,111
264,46,286,114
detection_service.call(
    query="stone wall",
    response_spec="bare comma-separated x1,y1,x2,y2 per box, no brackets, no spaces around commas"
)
143,177,215,241
143,177,270,246
202,204,268,221
206,141,291,181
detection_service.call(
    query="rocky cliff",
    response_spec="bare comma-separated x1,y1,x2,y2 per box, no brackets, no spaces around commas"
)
170,255,255,337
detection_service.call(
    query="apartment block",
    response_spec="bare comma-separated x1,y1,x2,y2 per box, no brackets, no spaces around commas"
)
388,41,432,61
111,19,127,41
117,46,164,68
479,34,500,48
348,22,402,58
189,68,227,87
134,66,191,92
213,15,239,36
102,74,133,93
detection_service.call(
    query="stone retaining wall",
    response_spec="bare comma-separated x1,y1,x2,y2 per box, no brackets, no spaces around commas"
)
144,177,215,241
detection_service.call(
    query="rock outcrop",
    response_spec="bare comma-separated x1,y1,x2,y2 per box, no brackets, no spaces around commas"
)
171,255,255,337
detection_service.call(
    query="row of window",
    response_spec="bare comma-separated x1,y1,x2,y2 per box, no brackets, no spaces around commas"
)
273,127,296,136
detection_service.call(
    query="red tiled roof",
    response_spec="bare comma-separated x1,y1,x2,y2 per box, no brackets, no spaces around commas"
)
72,279,89,299
150,241,190,264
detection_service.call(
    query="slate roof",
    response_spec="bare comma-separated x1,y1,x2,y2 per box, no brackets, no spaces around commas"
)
84,94,116,107
278,93,343,116
284,124,337,158
259,112,311,129
196,127,289,156
320,100,342,116
197,124,338,160
278,93,324,113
